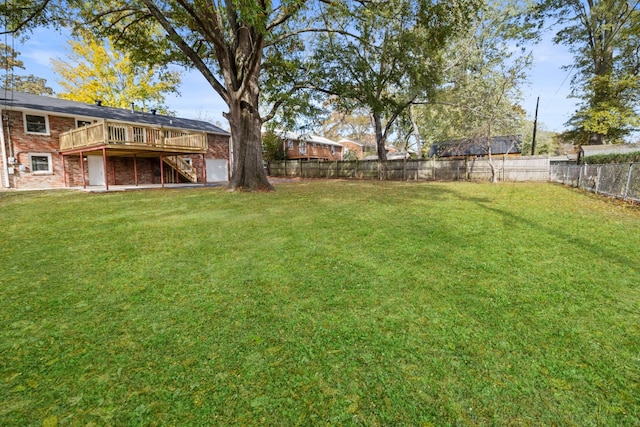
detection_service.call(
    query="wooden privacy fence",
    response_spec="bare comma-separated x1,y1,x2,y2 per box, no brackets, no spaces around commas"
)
550,162,640,203
269,156,551,182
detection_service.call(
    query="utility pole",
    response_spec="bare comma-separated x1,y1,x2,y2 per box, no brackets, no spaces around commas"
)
531,96,539,156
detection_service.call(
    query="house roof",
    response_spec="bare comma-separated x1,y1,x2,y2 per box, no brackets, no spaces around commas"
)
549,154,578,162
579,143,640,157
338,138,377,149
0,89,230,136
278,131,343,147
430,135,522,157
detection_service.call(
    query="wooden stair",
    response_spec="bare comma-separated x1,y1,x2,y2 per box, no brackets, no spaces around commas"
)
163,156,198,183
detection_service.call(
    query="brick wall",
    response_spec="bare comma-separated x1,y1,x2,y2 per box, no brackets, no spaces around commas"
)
1,111,75,190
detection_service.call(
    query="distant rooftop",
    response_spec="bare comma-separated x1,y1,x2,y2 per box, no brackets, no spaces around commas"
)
0,89,229,135
276,130,342,147
430,135,522,157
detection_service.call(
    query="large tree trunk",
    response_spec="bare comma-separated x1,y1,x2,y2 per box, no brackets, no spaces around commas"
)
373,113,387,180
227,91,273,191
224,27,273,192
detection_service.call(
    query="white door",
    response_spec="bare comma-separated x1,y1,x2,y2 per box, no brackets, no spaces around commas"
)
88,156,106,186
206,159,228,182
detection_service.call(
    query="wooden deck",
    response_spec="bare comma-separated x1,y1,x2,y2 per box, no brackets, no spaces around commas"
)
59,121,208,155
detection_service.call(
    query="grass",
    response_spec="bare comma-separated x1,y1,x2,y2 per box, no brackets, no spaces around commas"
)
1,180,639,426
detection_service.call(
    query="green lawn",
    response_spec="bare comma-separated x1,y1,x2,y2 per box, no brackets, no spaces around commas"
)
1,181,639,426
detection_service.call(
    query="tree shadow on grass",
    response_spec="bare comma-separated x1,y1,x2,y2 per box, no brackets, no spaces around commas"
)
450,189,638,274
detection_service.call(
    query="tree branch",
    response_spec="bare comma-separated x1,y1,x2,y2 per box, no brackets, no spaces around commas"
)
140,0,229,104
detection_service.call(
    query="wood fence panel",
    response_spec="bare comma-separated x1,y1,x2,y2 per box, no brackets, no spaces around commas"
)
627,164,640,201
268,157,552,183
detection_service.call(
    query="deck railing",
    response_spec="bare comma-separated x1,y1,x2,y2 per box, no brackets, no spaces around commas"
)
59,121,208,153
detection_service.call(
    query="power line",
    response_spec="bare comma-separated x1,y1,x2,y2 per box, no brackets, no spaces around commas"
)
544,63,575,111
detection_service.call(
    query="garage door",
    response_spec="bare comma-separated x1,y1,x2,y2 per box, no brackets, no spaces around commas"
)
206,159,228,182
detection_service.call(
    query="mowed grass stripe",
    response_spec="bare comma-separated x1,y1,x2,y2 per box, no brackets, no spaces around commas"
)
0,181,639,425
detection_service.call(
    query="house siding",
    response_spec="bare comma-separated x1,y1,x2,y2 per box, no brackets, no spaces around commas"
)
340,140,363,158
285,140,343,161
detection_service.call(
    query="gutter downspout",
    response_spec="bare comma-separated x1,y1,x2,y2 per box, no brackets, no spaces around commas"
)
0,111,11,189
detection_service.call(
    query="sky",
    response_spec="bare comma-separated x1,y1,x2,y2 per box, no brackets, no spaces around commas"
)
7,26,578,134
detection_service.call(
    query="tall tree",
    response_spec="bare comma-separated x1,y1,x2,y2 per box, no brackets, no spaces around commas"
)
539,0,640,145
51,30,180,114
309,0,481,175
1,0,330,191
417,0,535,181
0,43,53,95
320,108,374,143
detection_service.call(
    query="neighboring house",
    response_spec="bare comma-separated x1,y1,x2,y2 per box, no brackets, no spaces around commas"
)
0,90,230,191
430,135,522,158
278,131,343,161
578,143,640,164
338,138,376,159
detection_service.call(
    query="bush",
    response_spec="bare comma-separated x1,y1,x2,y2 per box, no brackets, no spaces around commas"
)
581,152,640,164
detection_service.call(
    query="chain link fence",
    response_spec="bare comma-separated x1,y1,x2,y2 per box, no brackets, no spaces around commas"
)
269,158,640,203
550,163,640,203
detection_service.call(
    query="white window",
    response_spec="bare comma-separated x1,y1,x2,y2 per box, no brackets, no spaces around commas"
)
287,140,294,150
29,153,53,174
299,141,307,154
331,146,335,154
24,114,49,135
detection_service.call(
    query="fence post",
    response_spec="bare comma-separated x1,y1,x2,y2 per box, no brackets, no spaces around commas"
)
595,165,602,194
623,163,634,200
465,157,469,181
578,165,583,188
433,156,436,180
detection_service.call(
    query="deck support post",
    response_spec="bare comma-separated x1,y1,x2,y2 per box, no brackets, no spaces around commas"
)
80,150,86,189
133,154,138,186
102,147,109,191
160,155,165,188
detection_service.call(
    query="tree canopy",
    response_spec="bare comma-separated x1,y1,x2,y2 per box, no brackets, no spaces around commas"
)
51,30,180,114
539,0,640,144
0,43,53,95
308,0,482,167
415,1,535,146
